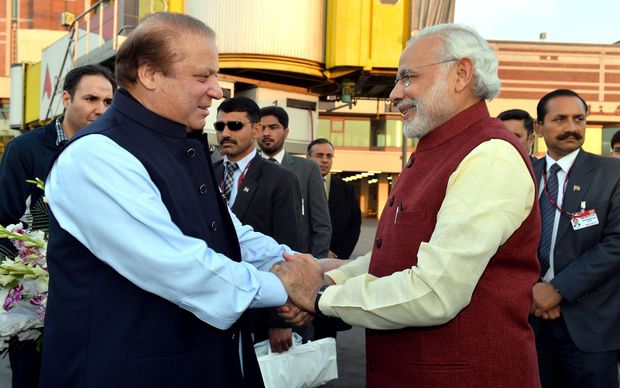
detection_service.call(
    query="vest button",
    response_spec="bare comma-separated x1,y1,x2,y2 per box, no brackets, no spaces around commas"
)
376,238,382,248
199,184,208,194
406,158,414,168
186,148,196,158
368,362,375,371
389,196,395,206
210,221,218,231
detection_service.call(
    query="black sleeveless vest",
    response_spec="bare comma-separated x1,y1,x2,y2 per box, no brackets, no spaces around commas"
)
39,89,263,387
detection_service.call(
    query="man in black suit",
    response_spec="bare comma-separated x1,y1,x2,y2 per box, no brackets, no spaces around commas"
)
258,106,332,258
498,108,537,162
214,96,303,352
529,89,620,388
307,138,361,259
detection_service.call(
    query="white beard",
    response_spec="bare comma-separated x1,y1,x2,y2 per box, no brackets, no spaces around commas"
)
401,75,455,139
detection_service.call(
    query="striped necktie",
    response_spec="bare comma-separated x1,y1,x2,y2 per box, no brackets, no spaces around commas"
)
538,163,561,276
223,161,239,203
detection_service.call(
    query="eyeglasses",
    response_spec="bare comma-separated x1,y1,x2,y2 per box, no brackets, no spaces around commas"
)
309,153,334,160
214,121,252,131
394,58,458,88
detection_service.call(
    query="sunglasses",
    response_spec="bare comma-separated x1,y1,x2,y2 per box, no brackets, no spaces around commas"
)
214,121,252,132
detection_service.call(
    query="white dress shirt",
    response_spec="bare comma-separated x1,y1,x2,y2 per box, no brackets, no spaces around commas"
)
261,147,285,164
223,149,257,205
540,148,580,281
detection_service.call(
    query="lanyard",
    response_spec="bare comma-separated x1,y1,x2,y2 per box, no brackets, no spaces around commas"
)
542,163,574,218
220,160,253,193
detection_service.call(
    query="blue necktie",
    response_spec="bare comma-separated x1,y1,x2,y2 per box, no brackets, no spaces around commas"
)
538,163,561,276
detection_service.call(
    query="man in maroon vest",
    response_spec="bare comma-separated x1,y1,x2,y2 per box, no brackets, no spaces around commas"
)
274,23,541,387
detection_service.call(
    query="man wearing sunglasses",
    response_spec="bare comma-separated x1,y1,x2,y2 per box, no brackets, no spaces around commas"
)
213,96,305,353
258,106,332,259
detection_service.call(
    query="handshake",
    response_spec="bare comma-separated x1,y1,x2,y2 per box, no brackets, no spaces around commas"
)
270,253,347,326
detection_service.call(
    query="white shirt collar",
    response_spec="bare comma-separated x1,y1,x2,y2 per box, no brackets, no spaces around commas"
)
261,147,286,164
544,148,580,174
224,148,257,172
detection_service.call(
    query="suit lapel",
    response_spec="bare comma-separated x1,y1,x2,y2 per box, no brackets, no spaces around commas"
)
214,161,224,184
533,158,545,188
231,154,262,219
556,150,594,241
281,152,296,169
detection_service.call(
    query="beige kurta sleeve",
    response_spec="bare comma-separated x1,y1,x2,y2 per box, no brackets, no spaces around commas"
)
318,139,535,330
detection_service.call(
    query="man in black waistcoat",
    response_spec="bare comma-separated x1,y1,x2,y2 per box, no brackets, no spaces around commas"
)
39,13,323,388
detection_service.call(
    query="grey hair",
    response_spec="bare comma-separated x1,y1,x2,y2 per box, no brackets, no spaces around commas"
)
408,23,500,100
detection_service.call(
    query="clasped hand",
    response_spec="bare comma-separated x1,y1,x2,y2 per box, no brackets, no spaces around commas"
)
530,282,563,320
270,253,347,326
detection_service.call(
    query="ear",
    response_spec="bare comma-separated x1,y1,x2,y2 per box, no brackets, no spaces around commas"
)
284,127,290,139
453,57,474,94
136,63,158,91
252,123,261,139
534,120,543,137
527,133,536,148
61,90,71,109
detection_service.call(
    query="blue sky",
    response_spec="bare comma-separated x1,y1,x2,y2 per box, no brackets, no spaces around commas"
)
455,0,619,44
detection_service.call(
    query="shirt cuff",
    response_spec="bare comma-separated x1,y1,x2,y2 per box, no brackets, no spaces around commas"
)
317,283,341,318
324,269,349,285
249,271,288,309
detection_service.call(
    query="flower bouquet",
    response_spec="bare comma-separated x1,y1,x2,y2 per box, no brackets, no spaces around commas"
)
0,178,49,352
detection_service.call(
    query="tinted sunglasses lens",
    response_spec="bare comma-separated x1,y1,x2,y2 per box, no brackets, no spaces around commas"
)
214,121,225,131
227,121,244,131
214,121,245,131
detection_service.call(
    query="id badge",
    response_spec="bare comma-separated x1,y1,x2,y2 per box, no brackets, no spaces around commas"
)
571,209,599,230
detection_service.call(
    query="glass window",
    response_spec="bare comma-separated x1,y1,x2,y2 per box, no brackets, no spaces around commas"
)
344,120,370,147
318,119,331,140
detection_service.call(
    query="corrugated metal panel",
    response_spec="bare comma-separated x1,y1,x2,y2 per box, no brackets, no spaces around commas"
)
185,0,324,63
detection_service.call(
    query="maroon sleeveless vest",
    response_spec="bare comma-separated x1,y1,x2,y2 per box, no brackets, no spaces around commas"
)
366,101,541,388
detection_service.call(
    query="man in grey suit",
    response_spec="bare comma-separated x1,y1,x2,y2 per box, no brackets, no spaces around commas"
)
213,97,304,353
258,106,331,258
530,89,620,388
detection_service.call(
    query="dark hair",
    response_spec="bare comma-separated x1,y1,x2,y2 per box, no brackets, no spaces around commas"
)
217,97,260,123
536,89,588,123
259,106,289,128
307,138,334,155
612,130,620,148
63,64,115,98
497,109,534,135
115,13,215,88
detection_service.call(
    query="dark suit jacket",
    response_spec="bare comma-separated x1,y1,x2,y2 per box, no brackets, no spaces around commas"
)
215,152,302,250
215,152,302,337
328,175,361,258
0,120,59,257
532,150,620,352
281,151,331,257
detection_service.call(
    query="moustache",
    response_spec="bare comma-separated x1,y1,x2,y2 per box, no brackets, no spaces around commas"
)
556,131,583,141
397,99,418,110
219,138,237,146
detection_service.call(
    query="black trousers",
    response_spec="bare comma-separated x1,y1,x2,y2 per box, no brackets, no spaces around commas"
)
8,339,41,388
536,316,618,388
